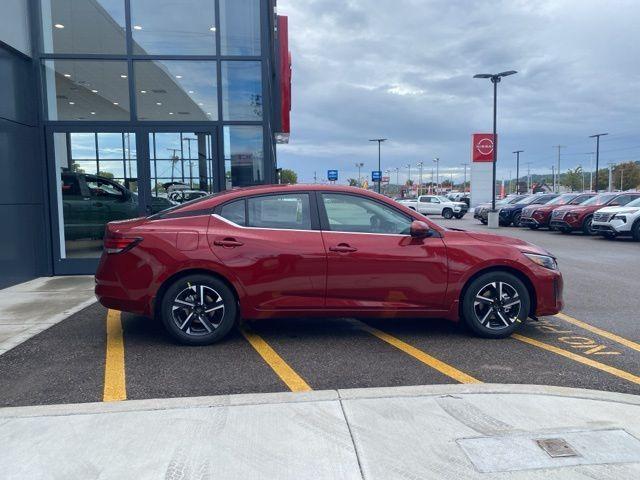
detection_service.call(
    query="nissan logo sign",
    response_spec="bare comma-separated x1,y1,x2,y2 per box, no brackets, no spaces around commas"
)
476,138,494,155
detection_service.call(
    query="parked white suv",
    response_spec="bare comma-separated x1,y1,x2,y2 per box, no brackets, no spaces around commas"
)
592,196,640,240
398,195,468,219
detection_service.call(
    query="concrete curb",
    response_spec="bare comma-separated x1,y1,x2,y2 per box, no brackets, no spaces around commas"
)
1,383,638,419
0,298,97,354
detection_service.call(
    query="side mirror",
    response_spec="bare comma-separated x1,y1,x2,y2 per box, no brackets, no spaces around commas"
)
410,220,432,238
609,202,620,206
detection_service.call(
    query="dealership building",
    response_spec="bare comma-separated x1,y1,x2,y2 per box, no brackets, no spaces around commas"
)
0,0,291,287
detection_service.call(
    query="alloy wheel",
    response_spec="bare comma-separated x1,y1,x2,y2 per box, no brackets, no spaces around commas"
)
473,281,522,330
171,284,225,336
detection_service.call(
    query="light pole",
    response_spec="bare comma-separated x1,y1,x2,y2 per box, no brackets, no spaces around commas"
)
460,163,469,192
182,136,198,188
394,167,400,192
608,163,614,192
512,150,523,194
405,163,411,188
369,139,387,193
589,133,608,193
473,70,517,225
355,162,364,187
525,162,533,193
433,157,440,194
553,145,564,193
579,165,585,192
416,162,424,196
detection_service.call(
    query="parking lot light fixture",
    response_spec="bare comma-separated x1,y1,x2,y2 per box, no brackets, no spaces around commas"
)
433,157,440,193
369,138,387,193
589,133,608,193
473,70,517,214
355,162,364,187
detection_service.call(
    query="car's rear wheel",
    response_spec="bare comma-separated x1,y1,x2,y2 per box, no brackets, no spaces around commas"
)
582,215,595,235
442,208,454,219
160,274,237,346
462,272,530,338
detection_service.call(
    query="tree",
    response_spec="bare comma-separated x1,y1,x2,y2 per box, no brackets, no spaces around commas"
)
279,169,298,184
563,166,583,191
97,171,115,180
613,161,640,191
347,178,358,186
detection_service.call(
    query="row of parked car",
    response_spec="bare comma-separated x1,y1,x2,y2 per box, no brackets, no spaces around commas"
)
473,191,640,241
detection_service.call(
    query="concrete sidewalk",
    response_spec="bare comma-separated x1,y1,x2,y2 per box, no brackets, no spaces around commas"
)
1,384,639,479
0,276,95,355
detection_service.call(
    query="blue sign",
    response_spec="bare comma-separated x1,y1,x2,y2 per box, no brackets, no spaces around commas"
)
327,170,338,181
372,170,382,182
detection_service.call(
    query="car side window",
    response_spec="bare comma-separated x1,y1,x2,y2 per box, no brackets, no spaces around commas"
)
431,198,440,203
247,194,311,230
321,193,412,234
219,199,246,226
87,179,124,200
61,175,82,197
419,197,429,203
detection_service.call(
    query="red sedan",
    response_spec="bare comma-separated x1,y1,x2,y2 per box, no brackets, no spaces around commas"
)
95,185,563,345
520,193,595,230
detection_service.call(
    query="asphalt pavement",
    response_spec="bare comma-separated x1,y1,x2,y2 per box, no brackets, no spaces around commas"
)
0,215,638,407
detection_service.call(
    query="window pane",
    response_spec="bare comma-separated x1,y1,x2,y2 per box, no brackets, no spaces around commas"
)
97,133,123,159
43,60,130,121
220,0,261,55
222,61,262,120
248,194,311,230
148,132,216,210
322,194,411,234
41,0,126,54
224,126,264,188
220,200,246,226
54,132,138,259
135,61,218,121
130,0,216,55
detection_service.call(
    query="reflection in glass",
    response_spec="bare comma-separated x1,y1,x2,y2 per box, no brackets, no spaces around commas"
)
130,0,216,55
135,61,218,121
43,60,130,121
41,0,126,54
220,0,261,55
148,132,216,210
224,126,264,187
222,62,262,120
54,132,138,258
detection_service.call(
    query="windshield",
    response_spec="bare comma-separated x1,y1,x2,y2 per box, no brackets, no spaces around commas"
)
516,195,541,205
546,194,577,205
624,197,640,208
569,195,594,205
582,194,618,206
437,196,451,203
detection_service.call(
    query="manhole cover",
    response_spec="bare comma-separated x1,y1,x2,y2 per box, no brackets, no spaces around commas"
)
536,438,579,458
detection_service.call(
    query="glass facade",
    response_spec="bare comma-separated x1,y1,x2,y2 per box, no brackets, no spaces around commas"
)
37,0,276,269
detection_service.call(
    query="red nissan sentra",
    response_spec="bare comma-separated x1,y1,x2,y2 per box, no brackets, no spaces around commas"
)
95,185,563,345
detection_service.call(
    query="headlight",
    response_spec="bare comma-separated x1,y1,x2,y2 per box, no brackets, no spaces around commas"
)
523,253,558,270
612,215,627,223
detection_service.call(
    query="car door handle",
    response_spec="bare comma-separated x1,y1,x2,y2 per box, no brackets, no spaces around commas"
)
329,243,357,253
214,238,244,248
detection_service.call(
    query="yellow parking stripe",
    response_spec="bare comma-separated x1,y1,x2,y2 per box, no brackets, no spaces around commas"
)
555,312,640,353
513,334,640,385
103,309,127,401
356,322,481,384
239,324,312,392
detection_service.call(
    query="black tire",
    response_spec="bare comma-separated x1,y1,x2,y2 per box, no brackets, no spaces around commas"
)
455,213,465,219
528,225,539,230
480,219,488,225
632,220,640,242
461,271,530,339
602,232,617,240
442,208,454,219
559,227,572,234
160,274,237,346
582,215,595,235
512,212,522,227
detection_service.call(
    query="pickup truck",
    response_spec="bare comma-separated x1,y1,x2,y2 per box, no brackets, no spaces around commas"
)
398,195,468,219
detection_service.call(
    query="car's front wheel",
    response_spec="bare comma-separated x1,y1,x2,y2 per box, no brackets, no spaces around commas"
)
512,212,522,227
160,274,237,346
461,272,530,338
631,220,640,242
442,208,454,219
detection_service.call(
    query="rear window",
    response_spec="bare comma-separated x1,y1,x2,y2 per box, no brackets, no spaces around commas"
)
219,200,246,226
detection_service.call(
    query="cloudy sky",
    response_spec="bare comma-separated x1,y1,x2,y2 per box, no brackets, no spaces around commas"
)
276,0,640,185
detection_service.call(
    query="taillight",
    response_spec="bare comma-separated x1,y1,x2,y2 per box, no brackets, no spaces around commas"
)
103,237,142,254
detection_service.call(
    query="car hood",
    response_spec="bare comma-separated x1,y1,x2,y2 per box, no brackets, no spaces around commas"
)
464,231,550,255
597,205,640,214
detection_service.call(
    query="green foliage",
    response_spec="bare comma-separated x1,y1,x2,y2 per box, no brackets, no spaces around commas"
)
280,169,298,184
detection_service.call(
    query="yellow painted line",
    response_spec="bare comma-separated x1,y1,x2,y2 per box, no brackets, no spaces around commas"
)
555,312,640,353
513,334,640,385
103,309,127,401
239,324,311,392
355,321,481,384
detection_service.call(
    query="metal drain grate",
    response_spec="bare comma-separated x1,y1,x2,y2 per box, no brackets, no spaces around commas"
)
536,438,579,458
